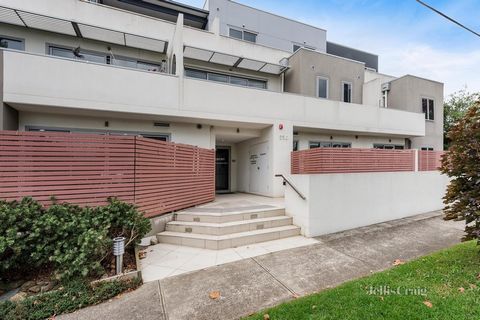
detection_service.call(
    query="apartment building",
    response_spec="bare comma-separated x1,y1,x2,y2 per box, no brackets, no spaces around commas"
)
0,0,443,198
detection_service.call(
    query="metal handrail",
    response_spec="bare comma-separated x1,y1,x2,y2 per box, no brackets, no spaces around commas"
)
275,174,306,200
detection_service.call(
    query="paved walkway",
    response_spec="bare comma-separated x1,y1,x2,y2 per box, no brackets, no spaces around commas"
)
59,212,464,320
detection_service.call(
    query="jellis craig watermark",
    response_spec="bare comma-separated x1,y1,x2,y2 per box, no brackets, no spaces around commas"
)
366,285,428,296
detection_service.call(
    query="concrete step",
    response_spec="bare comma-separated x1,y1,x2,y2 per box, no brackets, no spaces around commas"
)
175,207,285,223
157,225,301,250
166,216,293,235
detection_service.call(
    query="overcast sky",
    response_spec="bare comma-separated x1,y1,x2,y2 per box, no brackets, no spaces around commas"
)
182,0,480,97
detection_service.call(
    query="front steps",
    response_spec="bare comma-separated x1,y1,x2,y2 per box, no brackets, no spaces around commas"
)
156,206,300,249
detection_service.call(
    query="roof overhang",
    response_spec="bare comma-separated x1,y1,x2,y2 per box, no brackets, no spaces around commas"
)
183,45,288,75
0,5,168,53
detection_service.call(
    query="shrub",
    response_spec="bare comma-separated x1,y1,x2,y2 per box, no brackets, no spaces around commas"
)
0,278,141,320
441,102,480,245
0,198,151,280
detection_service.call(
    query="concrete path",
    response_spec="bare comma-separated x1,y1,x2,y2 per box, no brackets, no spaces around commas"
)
59,212,464,320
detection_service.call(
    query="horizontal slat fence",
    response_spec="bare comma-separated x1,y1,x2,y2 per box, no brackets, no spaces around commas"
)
0,131,215,217
291,148,416,174
134,137,215,217
418,151,444,172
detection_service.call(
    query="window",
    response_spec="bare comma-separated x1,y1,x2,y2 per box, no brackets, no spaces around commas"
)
316,76,328,99
243,31,257,43
48,45,161,72
185,68,208,80
421,147,434,151
0,36,24,50
292,44,316,53
229,28,243,40
309,141,351,149
422,98,435,120
229,27,257,43
185,68,267,89
374,144,405,150
342,82,352,103
293,140,299,151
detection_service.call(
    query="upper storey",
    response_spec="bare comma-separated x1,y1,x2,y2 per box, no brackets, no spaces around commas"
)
205,0,327,53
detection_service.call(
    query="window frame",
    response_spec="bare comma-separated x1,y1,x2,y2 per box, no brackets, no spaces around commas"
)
309,141,351,149
25,125,170,141
421,97,435,121
46,44,161,72
342,81,353,103
316,76,329,99
184,67,268,90
421,147,434,151
0,35,25,51
228,26,258,43
373,143,405,150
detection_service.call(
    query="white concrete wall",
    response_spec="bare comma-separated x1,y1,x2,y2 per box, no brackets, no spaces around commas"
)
19,112,215,149
206,0,327,53
2,51,426,138
285,171,449,237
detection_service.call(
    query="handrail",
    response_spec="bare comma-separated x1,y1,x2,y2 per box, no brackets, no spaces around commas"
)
275,174,306,200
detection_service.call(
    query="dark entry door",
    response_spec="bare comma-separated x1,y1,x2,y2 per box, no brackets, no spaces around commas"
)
215,148,230,192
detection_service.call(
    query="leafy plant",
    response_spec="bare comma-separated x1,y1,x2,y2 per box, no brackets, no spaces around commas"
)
443,88,480,149
0,278,141,320
0,198,151,280
441,102,480,245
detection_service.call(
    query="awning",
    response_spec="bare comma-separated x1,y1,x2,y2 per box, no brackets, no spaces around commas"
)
0,6,168,53
183,45,288,75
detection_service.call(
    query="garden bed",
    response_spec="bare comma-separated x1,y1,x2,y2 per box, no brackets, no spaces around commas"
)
0,197,151,319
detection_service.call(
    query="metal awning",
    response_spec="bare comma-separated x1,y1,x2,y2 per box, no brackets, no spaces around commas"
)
0,6,168,53
183,45,288,75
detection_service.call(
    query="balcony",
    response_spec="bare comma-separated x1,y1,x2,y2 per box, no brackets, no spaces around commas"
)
183,78,425,137
1,50,180,117
1,50,425,137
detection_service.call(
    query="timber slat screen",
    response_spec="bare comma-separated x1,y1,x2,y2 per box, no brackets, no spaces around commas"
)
418,150,444,172
0,131,215,217
291,148,416,174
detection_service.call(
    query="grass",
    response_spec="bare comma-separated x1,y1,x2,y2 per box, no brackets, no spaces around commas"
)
246,241,480,320
0,278,141,320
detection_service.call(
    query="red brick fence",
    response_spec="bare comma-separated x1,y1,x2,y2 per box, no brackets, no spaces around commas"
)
291,148,444,174
0,131,214,217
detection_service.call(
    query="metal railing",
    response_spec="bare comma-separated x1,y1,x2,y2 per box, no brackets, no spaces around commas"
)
275,174,306,200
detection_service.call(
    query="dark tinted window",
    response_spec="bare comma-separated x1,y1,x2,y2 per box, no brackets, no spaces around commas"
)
0,37,24,50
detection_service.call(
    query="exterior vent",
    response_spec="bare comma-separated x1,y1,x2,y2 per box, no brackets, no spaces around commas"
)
154,122,170,127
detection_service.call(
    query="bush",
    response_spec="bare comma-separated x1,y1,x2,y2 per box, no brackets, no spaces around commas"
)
0,278,141,320
0,198,151,280
441,102,480,245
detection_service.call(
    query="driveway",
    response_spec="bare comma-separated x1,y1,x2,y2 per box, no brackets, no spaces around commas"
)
59,211,464,320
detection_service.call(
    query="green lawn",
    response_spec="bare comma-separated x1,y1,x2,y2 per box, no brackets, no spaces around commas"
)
246,241,480,320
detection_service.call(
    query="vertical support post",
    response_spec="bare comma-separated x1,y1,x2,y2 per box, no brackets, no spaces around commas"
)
414,149,419,172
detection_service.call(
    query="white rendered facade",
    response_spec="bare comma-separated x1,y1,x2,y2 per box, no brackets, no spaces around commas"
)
0,0,443,198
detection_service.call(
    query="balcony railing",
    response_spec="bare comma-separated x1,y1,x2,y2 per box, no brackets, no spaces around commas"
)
291,148,445,174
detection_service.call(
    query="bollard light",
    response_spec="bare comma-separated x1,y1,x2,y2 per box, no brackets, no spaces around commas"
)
113,237,126,275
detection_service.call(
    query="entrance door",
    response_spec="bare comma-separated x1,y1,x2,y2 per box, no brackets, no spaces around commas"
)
215,147,230,192
249,142,269,195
